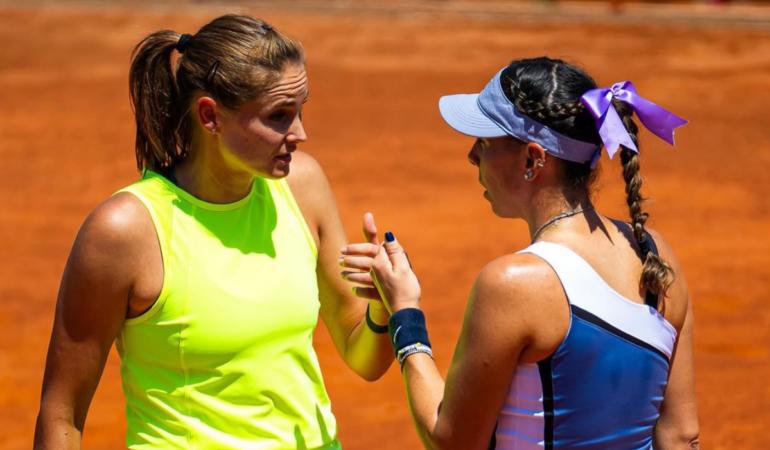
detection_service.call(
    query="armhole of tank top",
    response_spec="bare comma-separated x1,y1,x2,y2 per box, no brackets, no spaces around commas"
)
519,246,574,363
273,178,318,258
116,189,172,326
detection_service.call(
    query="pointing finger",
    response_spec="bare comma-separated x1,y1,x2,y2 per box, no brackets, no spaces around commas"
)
383,231,411,272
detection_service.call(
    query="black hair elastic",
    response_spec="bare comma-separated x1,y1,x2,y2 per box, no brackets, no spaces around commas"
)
365,304,388,334
176,33,193,53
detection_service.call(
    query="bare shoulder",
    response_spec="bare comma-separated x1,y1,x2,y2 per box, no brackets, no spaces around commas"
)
465,252,567,360
286,150,328,191
285,152,334,209
645,228,681,271
285,151,339,240
71,192,156,277
474,252,555,298
57,191,159,326
79,193,152,246
471,252,563,323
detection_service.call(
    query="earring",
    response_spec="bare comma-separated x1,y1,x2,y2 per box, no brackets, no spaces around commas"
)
535,160,545,169
524,169,534,181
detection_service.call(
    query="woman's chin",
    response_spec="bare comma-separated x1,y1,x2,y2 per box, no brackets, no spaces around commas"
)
484,192,502,216
488,201,514,219
264,162,290,179
272,167,290,178
490,206,505,217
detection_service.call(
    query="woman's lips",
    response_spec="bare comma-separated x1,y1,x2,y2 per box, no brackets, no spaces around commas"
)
275,153,292,163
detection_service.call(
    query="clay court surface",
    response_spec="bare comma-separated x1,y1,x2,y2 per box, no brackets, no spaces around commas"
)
1,1,769,448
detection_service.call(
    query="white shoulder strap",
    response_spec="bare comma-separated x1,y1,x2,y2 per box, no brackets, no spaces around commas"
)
518,241,677,358
518,241,608,308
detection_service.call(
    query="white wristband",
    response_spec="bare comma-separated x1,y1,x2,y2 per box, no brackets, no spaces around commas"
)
397,342,433,365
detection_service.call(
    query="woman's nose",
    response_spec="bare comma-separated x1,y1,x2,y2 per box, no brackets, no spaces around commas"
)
468,142,481,167
287,115,307,143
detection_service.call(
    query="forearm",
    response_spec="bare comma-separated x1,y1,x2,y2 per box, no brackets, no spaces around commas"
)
402,353,446,449
34,411,81,450
342,301,394,381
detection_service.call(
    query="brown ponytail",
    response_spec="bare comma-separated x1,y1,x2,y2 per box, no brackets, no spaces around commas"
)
616,102,675,299
128,15,304,173
129,30,184,173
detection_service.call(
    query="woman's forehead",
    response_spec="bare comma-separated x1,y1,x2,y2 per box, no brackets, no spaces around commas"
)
263,64,308,101
235,65,308,113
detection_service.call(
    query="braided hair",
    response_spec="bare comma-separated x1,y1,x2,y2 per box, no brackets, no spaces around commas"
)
500,57,674,298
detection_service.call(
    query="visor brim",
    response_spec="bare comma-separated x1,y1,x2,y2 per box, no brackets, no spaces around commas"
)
438,94,508,138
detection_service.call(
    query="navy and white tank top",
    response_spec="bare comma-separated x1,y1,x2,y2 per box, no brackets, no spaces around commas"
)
492,241,677,449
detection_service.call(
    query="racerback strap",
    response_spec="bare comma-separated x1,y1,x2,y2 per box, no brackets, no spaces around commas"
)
639,231,661,309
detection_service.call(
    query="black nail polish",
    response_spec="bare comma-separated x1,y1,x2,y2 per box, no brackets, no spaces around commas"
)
385,231,395,243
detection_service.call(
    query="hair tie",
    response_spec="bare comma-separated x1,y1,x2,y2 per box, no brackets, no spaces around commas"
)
580,81,688,159
176,33,193,53
258,23,273,34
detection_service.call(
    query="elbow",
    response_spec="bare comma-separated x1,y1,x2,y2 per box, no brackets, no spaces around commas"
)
673,430,701,450
655,421,700,449
351,363,391,382
359,372,385,382
34,409,82,449
424,428,470,450
427,437,470,450
682,428,701,449
344,348,394,382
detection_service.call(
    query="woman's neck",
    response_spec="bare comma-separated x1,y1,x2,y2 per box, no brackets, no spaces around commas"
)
171,137,254,204
526,188,593,242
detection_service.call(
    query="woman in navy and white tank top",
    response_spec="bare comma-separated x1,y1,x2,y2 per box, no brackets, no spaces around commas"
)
495,240,677,448
341,57,699,449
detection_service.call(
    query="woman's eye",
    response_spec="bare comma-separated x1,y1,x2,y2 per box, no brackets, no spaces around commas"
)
268,110,291,122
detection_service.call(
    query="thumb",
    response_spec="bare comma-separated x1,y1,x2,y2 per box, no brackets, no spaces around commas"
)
383,231,410,271
362,212,378,245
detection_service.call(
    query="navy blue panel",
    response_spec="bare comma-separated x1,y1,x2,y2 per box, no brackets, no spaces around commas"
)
488,422,497,449
537,358,554,450
548,312,670,449
571,306,669,362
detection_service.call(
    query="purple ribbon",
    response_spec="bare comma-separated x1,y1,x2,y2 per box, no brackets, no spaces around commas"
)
580,81,688,159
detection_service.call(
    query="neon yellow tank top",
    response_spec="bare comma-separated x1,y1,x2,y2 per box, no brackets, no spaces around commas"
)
116,171,340,450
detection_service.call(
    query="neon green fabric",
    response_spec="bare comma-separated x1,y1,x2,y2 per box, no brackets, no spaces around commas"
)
116,171,340,450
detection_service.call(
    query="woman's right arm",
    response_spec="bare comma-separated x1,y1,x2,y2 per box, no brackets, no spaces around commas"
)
651,231,700,449
34,194,151,449
654,295,700,449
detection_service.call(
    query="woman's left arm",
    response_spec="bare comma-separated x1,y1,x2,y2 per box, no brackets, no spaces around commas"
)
287,151,393,380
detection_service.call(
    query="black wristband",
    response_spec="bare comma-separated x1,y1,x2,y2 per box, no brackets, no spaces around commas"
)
388,308,431,355
365,304,389,334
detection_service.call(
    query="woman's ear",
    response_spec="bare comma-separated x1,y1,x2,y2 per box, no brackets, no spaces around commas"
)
196,96,219,134
523,142,547,181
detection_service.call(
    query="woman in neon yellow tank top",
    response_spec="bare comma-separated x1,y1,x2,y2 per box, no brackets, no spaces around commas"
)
35,15,394,450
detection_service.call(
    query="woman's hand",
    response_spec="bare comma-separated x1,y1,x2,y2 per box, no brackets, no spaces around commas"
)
340,217,421,313
371,232,421,313
339,212,383,302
